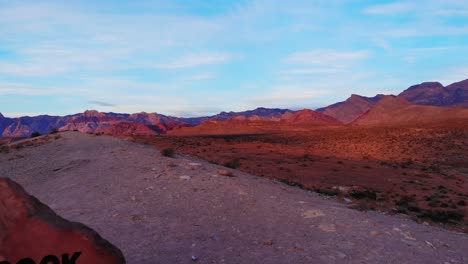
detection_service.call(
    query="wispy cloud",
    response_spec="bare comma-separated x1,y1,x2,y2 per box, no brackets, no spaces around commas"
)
154,53,232,69
185,73,215,81
88,100,115,107
363,2,413,15
282,49,370,77
285,50,370,66
249,85,330,109
363,1,468,17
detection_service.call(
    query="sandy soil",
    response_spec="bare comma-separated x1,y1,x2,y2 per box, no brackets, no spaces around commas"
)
1,132,467,263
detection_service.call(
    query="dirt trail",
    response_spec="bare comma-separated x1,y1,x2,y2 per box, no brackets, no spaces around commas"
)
1,132,467,264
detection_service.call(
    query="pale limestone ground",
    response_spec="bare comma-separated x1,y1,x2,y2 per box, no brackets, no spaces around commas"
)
1,132,467,264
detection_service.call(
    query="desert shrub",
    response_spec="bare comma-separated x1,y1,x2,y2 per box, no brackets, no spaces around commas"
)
161,148,175,158
396,195,416,207
278,178,305,189
428,200,440,208
400,159,414,168
314,187,341,196
223,158,241,169
31,131,41,138
352,200,373,211
0,145,9,154
418,210,464,223
457,200,466,206
350,189,377,200
49,127,59,134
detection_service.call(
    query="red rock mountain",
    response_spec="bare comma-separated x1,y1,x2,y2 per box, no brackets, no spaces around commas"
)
281,109,342,125
398,80,468,107
316,94,385,124
352,95,468,126
96,122,160,136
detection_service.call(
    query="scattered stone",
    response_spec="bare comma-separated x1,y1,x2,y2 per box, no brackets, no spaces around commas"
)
425,241,436,249
0,177,125,264
318,224,336,232
180,175,192,180
145,186,154,190
191,255,198,261
303,209,325,218
263,240,274,246
343,198,352,204
217,170,234,177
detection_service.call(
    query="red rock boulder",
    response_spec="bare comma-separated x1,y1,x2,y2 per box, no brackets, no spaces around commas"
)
0,177,125,264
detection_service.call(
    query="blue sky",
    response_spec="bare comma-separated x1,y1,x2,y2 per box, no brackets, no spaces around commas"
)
1,0,468,117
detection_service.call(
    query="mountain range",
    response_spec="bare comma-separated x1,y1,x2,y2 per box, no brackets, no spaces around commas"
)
1,79,467,137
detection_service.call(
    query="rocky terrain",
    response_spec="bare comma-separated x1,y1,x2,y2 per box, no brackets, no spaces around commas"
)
139,121,468,233
1,132,467,263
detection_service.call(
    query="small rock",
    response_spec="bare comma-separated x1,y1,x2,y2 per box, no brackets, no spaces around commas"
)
425,241,436,249
189,162,202,167
343,198,352,204
218,170,234,177
191,255,198,261
336,251,347,259
180,175,192,180
145,186,154,190
263,240,274,246
318,224,336,232
303,209,325,218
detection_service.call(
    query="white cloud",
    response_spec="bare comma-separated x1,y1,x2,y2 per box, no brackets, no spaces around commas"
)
285,50,369,66
155,53,232,69
281,68,341,75
185,73,215,81
281,49,370,78
249,85,330,108
363,2,413,15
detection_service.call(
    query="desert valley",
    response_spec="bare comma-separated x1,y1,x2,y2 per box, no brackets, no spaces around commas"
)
1,79,468,263
2,1,468,263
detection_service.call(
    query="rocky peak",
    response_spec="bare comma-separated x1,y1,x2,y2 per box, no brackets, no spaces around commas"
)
83,110,102,117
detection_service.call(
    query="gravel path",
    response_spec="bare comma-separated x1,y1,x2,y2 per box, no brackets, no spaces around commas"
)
1,132,467,264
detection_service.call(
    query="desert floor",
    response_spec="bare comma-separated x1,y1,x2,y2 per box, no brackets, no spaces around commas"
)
1,132,467,264
144,124,468,232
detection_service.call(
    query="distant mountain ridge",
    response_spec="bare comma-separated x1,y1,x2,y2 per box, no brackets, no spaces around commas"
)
1,78,467,137
0,108,292,137
317,79,468,124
